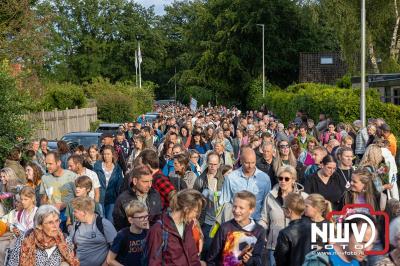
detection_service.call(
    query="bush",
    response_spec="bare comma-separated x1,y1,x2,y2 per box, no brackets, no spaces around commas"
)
85,77,155,122
252,83,400,135
97,92,134,122
247,77,280,109
179,86,214,106
41,82,87,110
0,62,32,166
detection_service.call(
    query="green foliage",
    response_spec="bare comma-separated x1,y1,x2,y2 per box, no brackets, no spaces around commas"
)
179,86,213,106
40,82,87,110
253,83,400,135
0,64,32,165
97,92,134,123
84,78,154,122
247,78,280,109
90,120,101,132
336,74,352,89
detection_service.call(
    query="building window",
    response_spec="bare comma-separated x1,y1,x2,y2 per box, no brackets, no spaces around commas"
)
320,56,333,65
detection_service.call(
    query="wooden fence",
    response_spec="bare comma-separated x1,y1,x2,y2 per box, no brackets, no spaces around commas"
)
26,107,98,140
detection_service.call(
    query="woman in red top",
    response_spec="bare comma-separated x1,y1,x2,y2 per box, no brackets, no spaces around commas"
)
147,189,206,266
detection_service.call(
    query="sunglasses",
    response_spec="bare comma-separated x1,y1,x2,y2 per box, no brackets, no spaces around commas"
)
278,176,291,182
279,145,289,149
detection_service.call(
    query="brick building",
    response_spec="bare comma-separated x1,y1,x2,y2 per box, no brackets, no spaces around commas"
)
299,52,347,84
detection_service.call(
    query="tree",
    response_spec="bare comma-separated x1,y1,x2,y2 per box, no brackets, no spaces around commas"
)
40,0,166,84
0,61,32,165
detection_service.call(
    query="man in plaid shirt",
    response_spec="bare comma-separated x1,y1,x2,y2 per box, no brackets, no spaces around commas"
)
138,149,176,209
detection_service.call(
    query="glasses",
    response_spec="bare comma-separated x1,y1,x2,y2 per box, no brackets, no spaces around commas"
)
132,215,149,221
279,145,289,149
278,176,291,182
43,219,60,226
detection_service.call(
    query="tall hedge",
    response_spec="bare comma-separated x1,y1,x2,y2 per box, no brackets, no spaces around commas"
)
40,82,87,110
249,83,400,135
84,77,155,122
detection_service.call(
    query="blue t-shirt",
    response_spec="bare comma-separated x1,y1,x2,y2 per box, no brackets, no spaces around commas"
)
110,227,147,266
329,251,360,266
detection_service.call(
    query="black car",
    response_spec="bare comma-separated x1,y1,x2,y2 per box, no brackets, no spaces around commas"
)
61,132,103,149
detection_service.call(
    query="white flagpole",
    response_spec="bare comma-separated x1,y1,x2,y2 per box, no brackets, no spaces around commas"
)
135,50,138,87
138,41,142,88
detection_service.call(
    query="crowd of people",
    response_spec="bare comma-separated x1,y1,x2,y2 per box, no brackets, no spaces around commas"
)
0,104,399,266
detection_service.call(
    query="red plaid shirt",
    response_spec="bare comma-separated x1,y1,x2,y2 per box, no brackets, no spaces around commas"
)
152,170,175,209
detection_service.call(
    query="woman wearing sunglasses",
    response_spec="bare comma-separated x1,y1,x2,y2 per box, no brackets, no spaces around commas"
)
273,140,299,175
259,165,308,266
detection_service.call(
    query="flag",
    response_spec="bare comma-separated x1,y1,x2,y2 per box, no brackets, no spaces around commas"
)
138,46,142,64
135,50,138,69
190,97,198,111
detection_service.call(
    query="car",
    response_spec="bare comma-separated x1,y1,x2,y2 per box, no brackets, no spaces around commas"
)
61,132,103,149
47,140,58,151
95,123,122,136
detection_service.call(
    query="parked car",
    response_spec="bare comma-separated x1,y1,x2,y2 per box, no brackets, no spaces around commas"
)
95,123,122,136
61,132,102,149
47,140,58,151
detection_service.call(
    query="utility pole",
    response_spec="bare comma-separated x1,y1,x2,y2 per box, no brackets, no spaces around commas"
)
136,35,142,88
360,0,366,127
257,24,265,97
174,66,177,103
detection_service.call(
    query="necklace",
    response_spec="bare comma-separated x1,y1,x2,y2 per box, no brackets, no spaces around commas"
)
338,168,351,189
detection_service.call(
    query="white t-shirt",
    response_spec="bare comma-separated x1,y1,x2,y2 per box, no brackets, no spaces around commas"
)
83,168,101,200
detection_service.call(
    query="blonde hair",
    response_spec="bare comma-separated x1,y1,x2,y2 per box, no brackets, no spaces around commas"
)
276,165,297,181
125,200,148,218
71,197,95,213
273,140,297,173
0,168,20,192
306,194,333,221
284,192,305,215
20,186,36,205
359,144,383,168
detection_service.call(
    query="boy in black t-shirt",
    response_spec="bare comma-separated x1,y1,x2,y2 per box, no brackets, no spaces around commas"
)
107,200,149,266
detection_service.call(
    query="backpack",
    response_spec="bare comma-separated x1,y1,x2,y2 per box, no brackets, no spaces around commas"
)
142,219,169,266
72,214,105,249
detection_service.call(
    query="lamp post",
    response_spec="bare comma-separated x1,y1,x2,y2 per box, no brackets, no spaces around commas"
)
257,24,265,97
136,35,142,88
360,0,366,127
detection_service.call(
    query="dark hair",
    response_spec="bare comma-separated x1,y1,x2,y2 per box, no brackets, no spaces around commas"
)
75,175,93,191
131,165,152,180
142,126,151,133
25,149,36,160
337,147,353,160
68,154,84,166
116,131,125,137
139,149,159,169
46,151,61,162
74,145,85,153
180,126,189,137
299,123,308,130
174,154,189,171
57,140,70,154
7,147,21,161
321,154,336,165
25,161,43,187
101,145,116,163
39,138,48,145
220,165,232,176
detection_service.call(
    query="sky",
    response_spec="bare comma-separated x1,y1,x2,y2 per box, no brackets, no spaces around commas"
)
136,0,175,15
